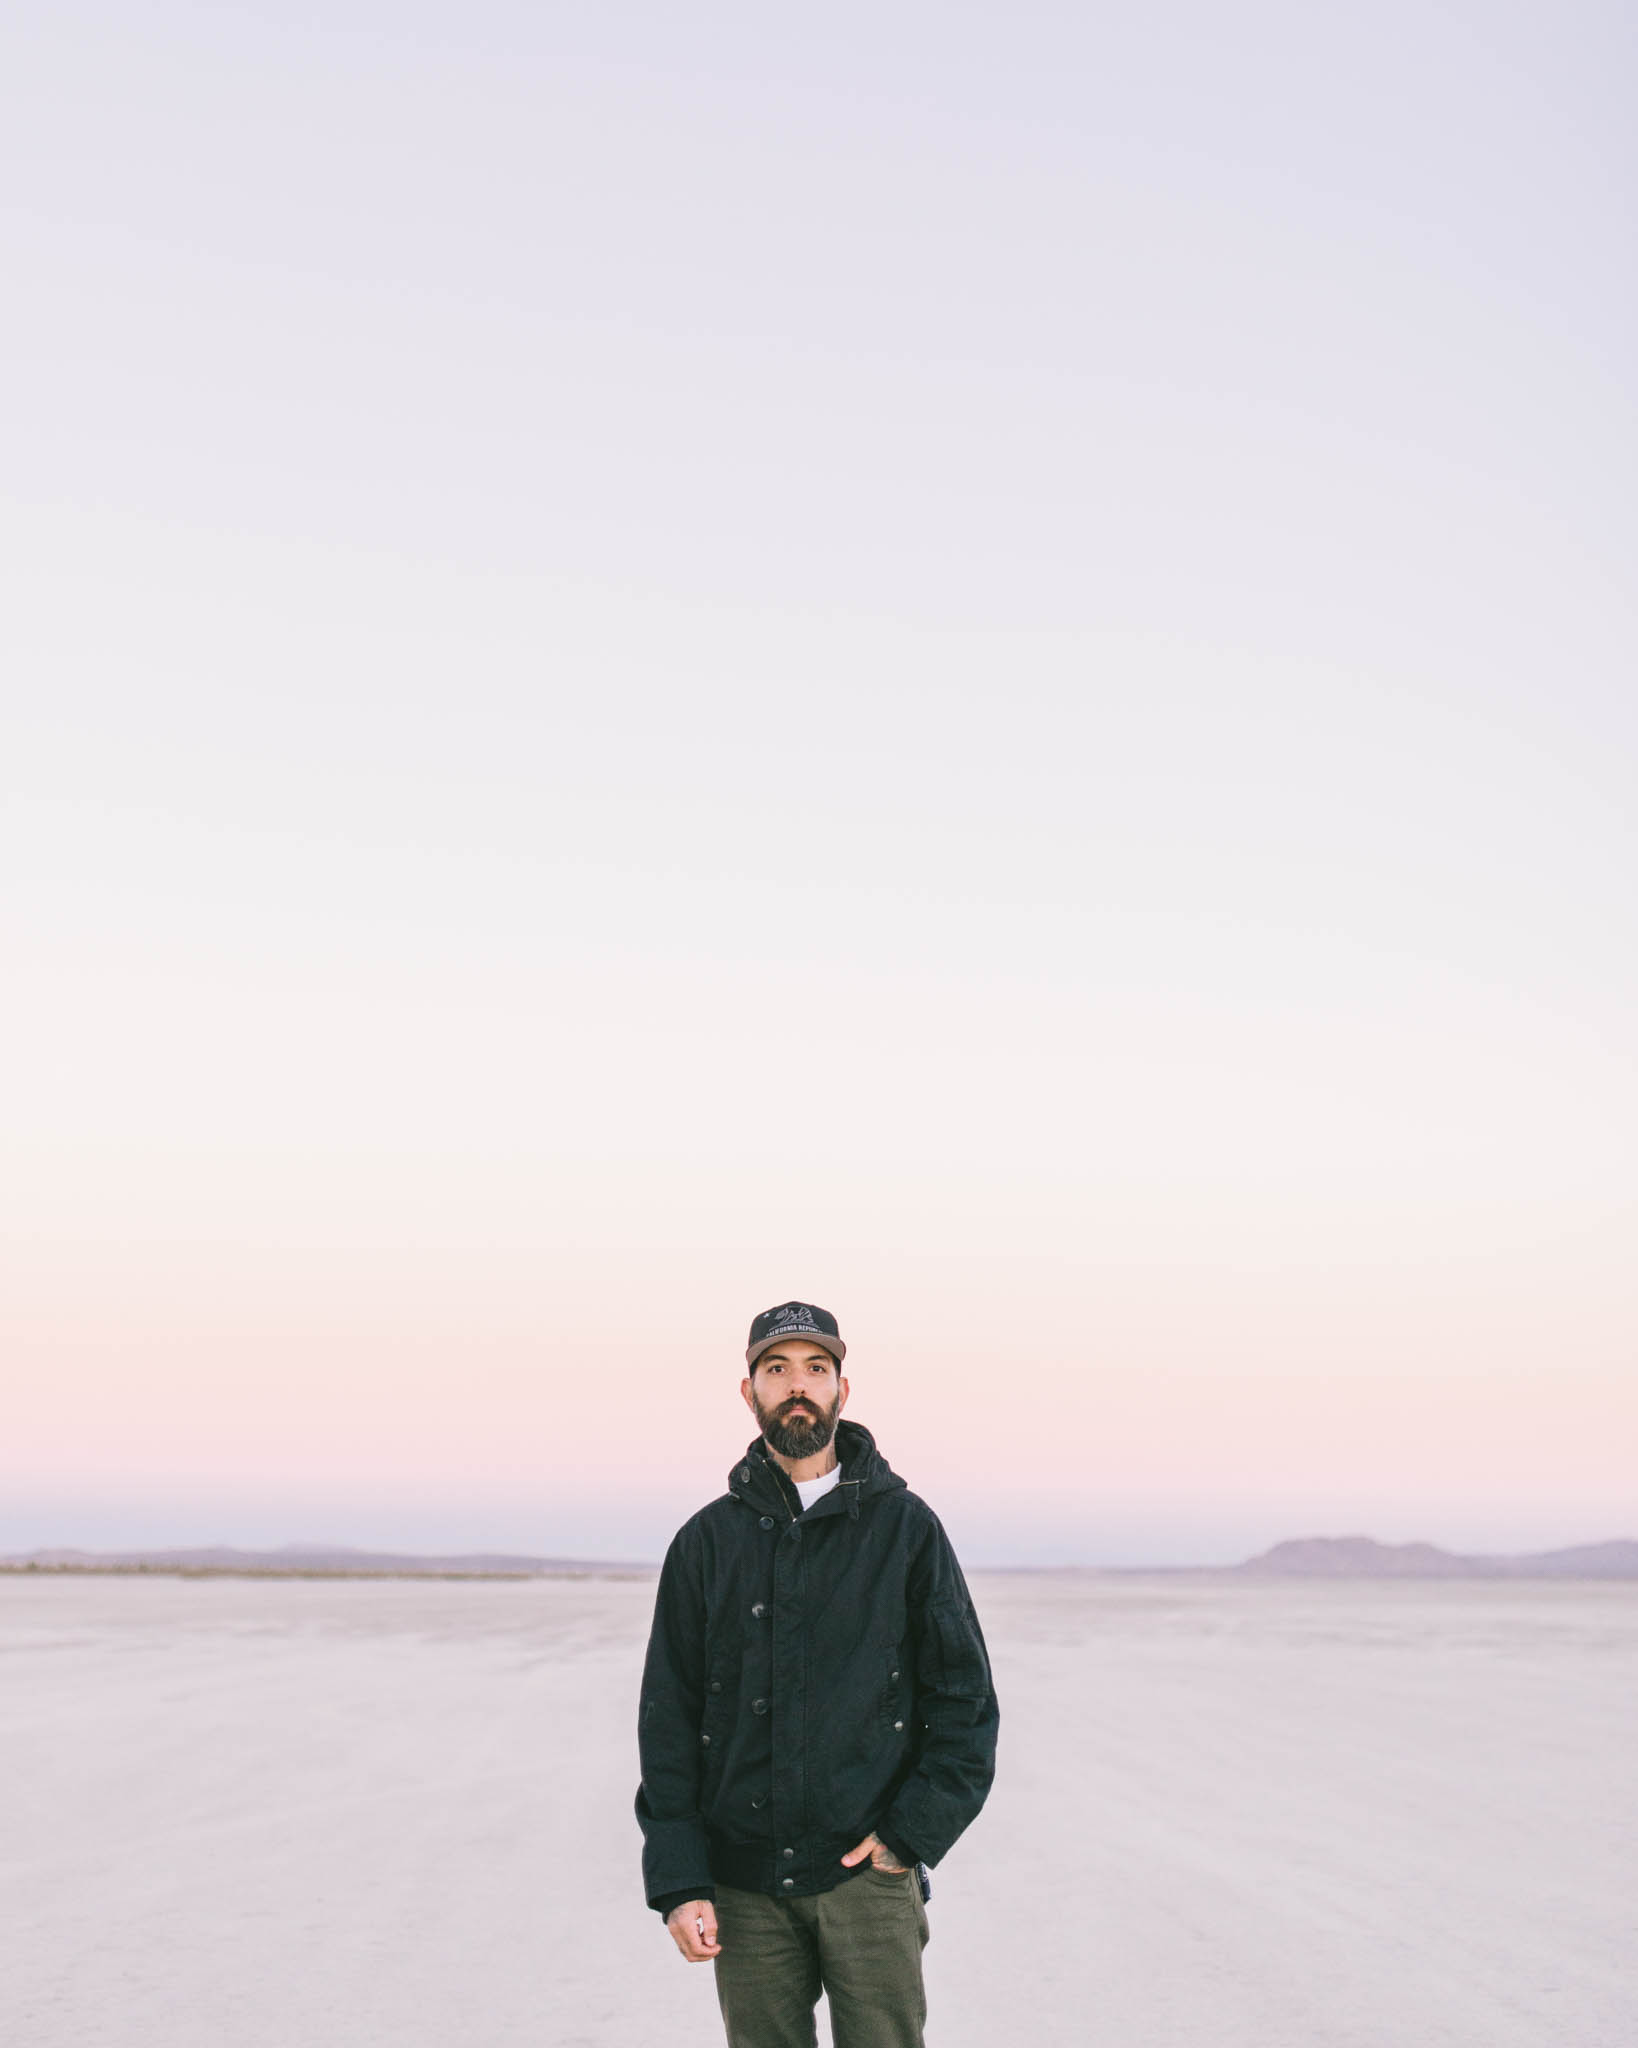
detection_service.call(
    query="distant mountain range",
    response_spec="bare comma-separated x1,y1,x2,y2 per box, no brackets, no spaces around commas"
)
1,1544,648,1577
1231,1535,1638,1579
3,1535,1636,1578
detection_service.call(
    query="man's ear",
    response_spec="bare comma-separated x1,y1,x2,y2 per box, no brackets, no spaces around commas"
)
740,1375,756,1414
837,1375,849,1413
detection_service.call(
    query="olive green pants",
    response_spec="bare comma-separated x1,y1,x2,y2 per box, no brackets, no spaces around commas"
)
713,1870,930,2048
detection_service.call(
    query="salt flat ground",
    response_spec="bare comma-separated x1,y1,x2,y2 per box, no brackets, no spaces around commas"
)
1,1572,1633,2048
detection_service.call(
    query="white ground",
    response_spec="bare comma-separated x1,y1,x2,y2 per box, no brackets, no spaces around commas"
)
2,1570,1632,2047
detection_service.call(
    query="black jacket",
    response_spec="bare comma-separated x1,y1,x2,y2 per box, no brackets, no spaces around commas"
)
635,1419,998,1915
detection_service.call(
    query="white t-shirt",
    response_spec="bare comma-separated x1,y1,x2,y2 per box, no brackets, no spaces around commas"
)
794,1465,843,1513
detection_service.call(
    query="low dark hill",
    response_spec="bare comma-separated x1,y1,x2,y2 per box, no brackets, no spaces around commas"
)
8,1537,1635,1580
2,1544,646,1577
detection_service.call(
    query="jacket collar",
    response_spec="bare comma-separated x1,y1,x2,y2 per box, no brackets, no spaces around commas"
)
725,1418,904,1523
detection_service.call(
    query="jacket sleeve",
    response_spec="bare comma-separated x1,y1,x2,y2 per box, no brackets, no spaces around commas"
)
635,1525,717,1912
877,1514,998,1870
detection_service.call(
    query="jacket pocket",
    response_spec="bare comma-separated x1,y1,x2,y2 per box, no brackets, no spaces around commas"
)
880,1642,907,1734
699,1652,732,1795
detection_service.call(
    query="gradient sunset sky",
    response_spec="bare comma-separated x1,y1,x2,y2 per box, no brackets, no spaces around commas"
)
5,1,1634,1564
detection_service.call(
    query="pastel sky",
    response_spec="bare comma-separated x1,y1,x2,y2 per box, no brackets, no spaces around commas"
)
4,1,1634,1564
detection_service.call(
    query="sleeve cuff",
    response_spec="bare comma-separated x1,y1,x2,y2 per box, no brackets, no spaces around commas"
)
652,1886,718,1919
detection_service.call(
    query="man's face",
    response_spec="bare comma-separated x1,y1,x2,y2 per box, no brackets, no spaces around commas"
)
742,1342,847,1459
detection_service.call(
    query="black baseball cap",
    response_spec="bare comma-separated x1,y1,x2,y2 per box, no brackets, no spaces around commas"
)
746,1301,846,1369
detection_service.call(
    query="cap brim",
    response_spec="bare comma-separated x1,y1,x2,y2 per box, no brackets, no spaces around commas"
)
746,1332,846,1368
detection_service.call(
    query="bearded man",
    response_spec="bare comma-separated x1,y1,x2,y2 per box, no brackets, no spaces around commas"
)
635,1301,999,2048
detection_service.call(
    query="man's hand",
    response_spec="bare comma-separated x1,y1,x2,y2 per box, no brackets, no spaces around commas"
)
665,1899,721,1962
840,1832,909,1874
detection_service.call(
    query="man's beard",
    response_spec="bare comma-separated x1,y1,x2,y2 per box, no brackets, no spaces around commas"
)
753,1387,840,1461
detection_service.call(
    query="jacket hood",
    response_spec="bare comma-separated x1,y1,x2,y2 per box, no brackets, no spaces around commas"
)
727,1418,907,1519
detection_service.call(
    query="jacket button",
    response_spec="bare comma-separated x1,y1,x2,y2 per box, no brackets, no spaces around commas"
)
738,1467,751,1482
751,1603,766,1618
759,1517,774,1531
893,1720,904,1731
701,1734,711,1746
710,1680,722,1692
782,1878,794,1889
752,1698,768,1713
751,1797,762,1809
782,1847,794,1858
890,1670,899,1681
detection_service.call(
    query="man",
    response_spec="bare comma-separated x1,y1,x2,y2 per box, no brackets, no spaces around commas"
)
636,1301,998,2048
